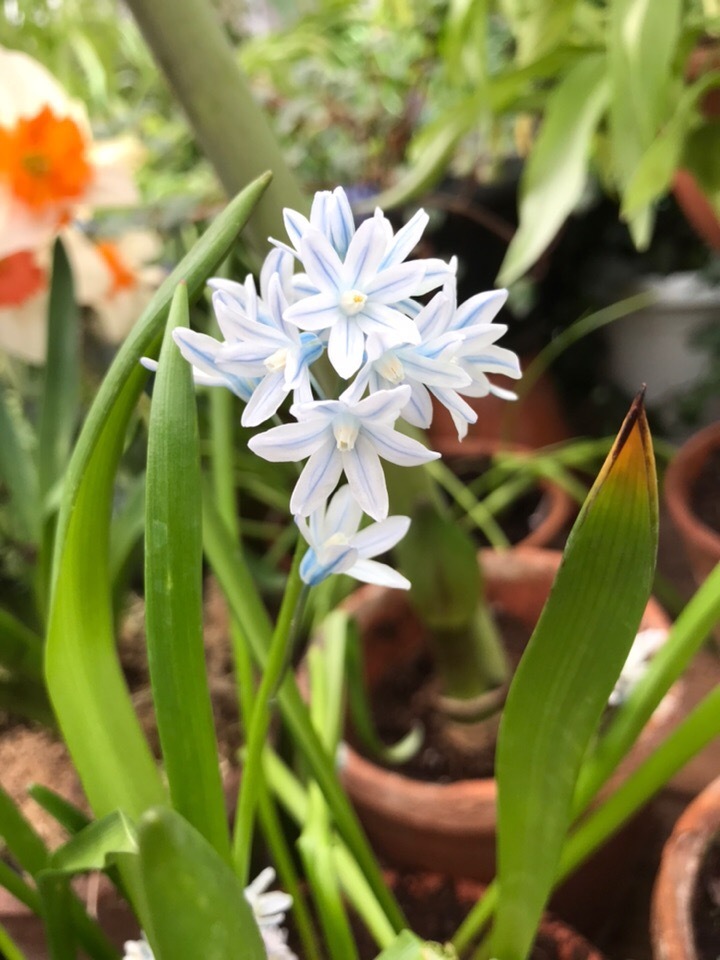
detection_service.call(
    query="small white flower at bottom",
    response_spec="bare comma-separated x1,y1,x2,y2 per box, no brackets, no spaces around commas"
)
296,485,411,589
122,937,153,960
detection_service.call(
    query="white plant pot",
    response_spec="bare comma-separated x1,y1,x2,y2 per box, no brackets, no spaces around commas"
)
606,272,720,432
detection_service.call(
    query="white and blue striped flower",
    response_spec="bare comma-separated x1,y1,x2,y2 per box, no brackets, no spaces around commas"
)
296,485,410,589
248,385,439,521
277,188,452,379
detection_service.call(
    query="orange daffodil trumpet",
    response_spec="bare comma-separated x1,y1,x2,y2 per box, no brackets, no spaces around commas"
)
0,47,162,363
0,47,138,259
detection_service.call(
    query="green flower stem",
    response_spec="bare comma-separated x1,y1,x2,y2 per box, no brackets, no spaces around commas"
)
124,0,307,253
233,539,308,882
425,459,509,548
203,500,405,930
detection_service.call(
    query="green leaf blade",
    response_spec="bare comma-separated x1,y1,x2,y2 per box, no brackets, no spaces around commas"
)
497,55,609,286
137,808,266,960
145,285,230,860
490,394,658,960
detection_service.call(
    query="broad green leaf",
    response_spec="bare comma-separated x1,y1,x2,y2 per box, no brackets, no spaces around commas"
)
38,239,80,506
499,0,578,64
137,808,266,960
497,55,609,286
608,0,683,246
47,811,137,875
46,175,272,824
489,394,658,960
621,73,720,219
145,285,230,859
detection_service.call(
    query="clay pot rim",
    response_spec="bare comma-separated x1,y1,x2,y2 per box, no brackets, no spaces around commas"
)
651,775,720,960
436,439,574,550
664,422,720,561
340,546,675,818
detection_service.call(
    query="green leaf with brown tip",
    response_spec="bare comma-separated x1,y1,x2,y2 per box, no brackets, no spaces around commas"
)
489,393,658,960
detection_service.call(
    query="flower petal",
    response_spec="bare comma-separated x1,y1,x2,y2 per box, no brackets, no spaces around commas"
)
342,435,388,520
453,289,508,330
358,302,421,345
283,291,340,332
351,515,410,558
363,261,427,303
290,439,344,516
342,214,387,288
379,208,428,269
299,542,358,586
349,383,411,422
241,371,289,427
328,315,365,379
297,229,345,293
345,558,411,590
362,422,440,467
249,418,329,462
324,484,363,538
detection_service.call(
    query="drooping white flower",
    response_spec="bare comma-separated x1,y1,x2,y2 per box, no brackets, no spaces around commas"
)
249,385,440,521
296,485,410,588
0,47,138,259
122,937,153,960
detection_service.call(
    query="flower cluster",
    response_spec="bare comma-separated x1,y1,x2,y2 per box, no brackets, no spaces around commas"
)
174,187,521,588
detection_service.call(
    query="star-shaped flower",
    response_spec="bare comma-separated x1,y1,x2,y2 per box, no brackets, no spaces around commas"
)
248,385,439,520
296,485,410,588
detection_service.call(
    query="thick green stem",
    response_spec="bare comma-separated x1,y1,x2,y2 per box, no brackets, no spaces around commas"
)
124,0,307,252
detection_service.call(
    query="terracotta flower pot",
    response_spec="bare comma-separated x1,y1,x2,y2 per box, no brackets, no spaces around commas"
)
672,170,720,252
339,546,678,933
664,422,720,587
651,775,720,960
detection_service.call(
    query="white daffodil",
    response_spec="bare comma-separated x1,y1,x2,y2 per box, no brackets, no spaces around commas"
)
296,485,410,588
213,273,323,426
279,191,451,378
249,385,440,520
63,226,165,343
0,47,137,259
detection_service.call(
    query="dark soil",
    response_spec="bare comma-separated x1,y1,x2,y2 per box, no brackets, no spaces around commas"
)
0,579,239,849
693,834,720,960
349,873,602,960
691,447,720,535
446,454,546,547
349,610,530,782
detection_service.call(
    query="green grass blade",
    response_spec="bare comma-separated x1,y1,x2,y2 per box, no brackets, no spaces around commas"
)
0,609,43,680
0,387,39,543
38,239,80,507
37,874,76,960
137,808,266,960
145,285,230,860
0,922,29,960
27,786,91,836
490,394,658,960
